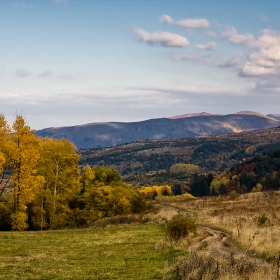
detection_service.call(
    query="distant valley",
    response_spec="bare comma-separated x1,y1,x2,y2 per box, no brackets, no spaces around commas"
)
36,111,280,149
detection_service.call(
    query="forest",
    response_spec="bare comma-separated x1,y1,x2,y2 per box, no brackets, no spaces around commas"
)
0,114,148,231
79,126,280,176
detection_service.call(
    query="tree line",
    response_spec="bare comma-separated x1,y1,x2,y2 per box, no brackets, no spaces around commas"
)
0,114,147,231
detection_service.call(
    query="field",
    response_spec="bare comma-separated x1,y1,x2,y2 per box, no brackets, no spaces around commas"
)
1,191,280,279
0,224,187,280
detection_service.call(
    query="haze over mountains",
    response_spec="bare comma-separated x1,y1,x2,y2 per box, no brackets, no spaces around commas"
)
36,111,280,149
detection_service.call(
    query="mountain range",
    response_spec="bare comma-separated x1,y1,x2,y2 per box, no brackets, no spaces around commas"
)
36,111,280,149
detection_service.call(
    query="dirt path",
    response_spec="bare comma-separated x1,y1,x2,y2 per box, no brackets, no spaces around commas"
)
189,227,232,258
156,204,268,266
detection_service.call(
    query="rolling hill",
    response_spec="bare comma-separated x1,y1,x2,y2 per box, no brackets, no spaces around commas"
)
79,126,280,181
36,111,280,149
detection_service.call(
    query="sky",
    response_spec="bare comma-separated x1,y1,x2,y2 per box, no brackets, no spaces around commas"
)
1,0,280,129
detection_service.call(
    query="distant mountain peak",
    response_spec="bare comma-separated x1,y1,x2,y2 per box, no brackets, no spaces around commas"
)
235,111,278,121
169,112,223,119
235,111,267,117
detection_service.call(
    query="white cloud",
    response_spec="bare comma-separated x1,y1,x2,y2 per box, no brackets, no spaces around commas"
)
15,68,31,77
240,62,279,77
177,18,209,28
249,46,280,68
133,28,189,47
257,29,280,49
160,14,209,28
240,30,280,77
195,42,217,50
221,26,255,46
160,14,173,24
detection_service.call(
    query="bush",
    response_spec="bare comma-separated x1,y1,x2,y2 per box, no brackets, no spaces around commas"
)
166,215,196,241
257,213,269,227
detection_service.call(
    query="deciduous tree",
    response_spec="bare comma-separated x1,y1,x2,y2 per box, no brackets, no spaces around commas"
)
35,138,80,229
8,115,43,230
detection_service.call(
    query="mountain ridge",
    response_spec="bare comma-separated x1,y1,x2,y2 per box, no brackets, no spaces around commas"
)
36,112,280,149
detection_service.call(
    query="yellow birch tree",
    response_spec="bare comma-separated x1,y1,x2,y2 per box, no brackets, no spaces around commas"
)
35,138,80,229
8,115,43,230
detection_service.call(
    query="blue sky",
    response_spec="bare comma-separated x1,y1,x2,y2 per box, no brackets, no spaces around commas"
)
1,0,280,129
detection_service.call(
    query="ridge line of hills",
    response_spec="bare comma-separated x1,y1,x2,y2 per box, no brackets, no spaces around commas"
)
36,111,280,149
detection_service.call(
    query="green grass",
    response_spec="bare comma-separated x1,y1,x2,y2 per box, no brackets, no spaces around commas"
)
0,224,187,279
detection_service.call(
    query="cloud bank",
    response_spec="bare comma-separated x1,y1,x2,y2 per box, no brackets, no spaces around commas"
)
240,30,280,77
160,15,209,28
133,28,189,47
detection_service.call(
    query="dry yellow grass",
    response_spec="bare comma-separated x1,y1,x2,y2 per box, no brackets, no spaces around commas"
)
163,191,280,261
166,251,278,280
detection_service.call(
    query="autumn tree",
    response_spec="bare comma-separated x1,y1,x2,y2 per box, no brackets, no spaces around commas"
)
34,138,80,230
8,115,44,230
170,164,200,174
71,166,146,225
140,185,173,199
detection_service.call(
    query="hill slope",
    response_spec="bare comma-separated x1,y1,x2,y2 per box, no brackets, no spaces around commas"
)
79,126,280,181
37,112,280,149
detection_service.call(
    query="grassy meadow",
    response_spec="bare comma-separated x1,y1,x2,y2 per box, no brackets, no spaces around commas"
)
1,191,280,279
0,224,187,280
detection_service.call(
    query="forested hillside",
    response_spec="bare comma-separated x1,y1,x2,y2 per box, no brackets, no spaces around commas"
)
204,148,280,196
80,126,280,177
128,148,280,198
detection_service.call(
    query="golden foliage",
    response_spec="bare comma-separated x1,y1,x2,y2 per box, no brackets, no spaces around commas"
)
170,164,200,174
0,114,147,230
140,185,173,199
245,145,257,154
